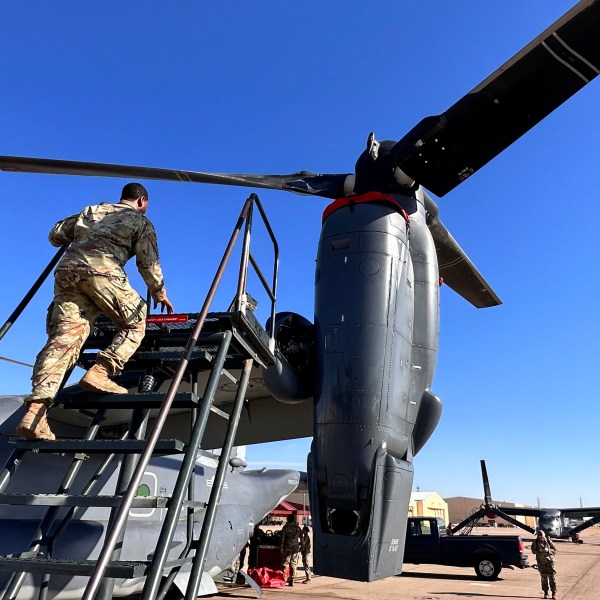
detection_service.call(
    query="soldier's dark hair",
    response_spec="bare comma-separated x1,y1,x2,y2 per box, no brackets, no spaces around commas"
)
121,182,149,201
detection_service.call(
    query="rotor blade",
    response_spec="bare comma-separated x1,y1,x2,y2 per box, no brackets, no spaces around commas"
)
0,155,349,199
492,508,537,534
392,0,600,196
425,195,501,308
450,507,487,534
480,460,493,505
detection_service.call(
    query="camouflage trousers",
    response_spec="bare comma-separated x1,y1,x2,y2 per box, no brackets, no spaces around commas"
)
301,551,311,579
282,551,299,577
537,559,557,593
31,270,147,400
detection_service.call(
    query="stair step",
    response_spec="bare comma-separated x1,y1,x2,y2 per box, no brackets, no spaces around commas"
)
79,346,223,369
53,392,199,410
11,439,185,454
133,348,215,363
0,557,148,577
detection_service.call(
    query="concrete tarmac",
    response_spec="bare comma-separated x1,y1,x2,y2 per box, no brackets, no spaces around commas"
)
218,527,600,600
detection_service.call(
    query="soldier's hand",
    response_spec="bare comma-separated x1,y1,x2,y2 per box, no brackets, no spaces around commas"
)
154,296,174,314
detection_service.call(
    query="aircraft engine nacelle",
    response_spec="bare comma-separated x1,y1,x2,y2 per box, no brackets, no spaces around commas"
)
261,312,314,404
310,192,440,582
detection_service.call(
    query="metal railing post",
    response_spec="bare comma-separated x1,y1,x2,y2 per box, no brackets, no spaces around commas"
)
184,359,254,600
0,245,68,342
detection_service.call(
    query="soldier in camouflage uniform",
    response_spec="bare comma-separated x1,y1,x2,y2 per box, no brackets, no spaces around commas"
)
279,514,302,586
300,525,312,583
531,529,557,599
16,183,173,441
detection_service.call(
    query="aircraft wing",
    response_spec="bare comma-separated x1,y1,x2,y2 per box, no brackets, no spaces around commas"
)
45,364,314,448
560,507,600,518
567,512,600,536
493,505,543,518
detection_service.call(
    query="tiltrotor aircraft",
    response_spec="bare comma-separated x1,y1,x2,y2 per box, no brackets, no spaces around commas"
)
0,0,599,597
452,460,600,543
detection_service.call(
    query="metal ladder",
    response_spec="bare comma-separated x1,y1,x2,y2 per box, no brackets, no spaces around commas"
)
0,193,279,600
457,507,482,536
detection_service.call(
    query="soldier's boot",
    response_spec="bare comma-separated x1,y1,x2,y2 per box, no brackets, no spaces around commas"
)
288,576,294,587
79,363,127,394
303,572,312,584
15,398,55,441
543,592,548,599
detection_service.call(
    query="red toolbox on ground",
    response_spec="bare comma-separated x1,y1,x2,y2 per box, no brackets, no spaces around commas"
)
256,545,282,571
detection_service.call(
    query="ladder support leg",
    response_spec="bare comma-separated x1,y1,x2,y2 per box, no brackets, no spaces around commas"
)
184,358,253,600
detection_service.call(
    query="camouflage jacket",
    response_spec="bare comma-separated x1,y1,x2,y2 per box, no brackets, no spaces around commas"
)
280,522,302,554
531,536,556,563
50,203,166,299
301,531,311,555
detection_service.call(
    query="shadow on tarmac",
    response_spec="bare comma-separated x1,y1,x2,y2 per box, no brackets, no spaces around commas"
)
400,572,496,582
434,595,540,599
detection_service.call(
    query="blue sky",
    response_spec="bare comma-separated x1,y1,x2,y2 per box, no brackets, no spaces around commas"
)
1,1,599,509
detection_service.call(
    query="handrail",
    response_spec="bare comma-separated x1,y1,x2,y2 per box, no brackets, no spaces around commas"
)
82,194,273,600
0,245,68,342
234,193,279,340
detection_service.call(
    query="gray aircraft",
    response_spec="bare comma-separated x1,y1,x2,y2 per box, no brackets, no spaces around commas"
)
0,0,599,595
0,396,303,599
452,460,600,543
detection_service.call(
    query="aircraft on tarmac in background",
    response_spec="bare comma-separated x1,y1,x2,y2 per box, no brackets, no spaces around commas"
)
0,0,599,597
452,460,600,543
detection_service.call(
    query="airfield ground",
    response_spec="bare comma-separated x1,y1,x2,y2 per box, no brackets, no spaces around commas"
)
216,526,600,600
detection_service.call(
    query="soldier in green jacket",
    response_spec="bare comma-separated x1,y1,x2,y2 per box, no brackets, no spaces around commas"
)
280,514,302,586
16,183,173,441
531,529,557,599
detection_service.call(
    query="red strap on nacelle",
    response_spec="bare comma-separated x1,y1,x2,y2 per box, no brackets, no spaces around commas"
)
322,191,410,226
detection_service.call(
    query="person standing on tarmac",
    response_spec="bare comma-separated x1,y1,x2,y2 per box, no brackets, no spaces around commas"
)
531,529,557,599
16,183,174,441
279,514,302,586
300,525,312,583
